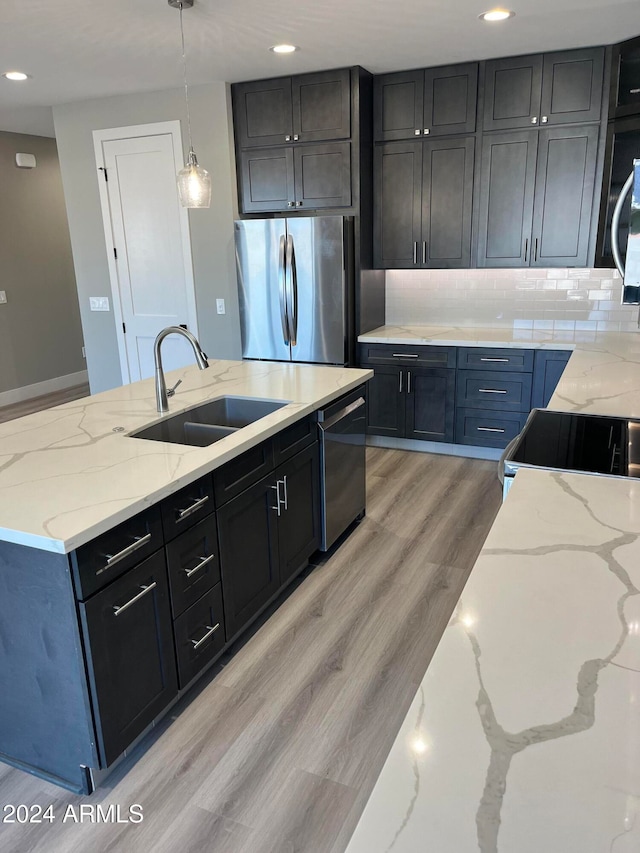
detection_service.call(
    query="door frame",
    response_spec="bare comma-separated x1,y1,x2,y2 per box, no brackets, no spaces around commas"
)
93,121,198,385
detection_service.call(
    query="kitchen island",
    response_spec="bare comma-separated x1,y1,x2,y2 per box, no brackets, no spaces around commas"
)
347,325,640,852
0,359,371,794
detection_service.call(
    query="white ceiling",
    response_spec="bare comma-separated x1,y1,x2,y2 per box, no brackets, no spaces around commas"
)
0,0,639,136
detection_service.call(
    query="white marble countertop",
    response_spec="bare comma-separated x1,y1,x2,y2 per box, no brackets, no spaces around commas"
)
358,322,589,348
0,360,371,554
346,327,640,852
347,468,640,852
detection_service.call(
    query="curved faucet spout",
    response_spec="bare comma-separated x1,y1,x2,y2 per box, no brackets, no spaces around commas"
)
154,326,209,413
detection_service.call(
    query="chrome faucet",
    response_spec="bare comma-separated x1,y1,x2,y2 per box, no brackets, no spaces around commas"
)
154,326,209,413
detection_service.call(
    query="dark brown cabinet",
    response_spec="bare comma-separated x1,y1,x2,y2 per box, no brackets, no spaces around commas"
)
79,550,178,766
374,63,478,141
234,69,350,149
483,48,604,131
374,136,474,268
477,125,599,267
240,142,351,213
609,35,640,119
276,442,321,586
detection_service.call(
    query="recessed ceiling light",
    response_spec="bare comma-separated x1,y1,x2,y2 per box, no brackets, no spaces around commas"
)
479,9,515,21
3,71,29,81
270,44,299,54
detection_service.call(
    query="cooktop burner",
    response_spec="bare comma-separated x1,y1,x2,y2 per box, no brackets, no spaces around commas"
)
503,409,640,479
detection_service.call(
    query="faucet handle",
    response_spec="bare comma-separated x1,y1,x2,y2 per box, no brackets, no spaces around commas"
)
166,379,182,398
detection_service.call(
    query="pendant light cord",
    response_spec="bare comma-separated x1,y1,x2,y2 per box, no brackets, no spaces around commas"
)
178,1,194,156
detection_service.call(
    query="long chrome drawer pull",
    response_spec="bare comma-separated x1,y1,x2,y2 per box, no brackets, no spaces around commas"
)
282,475,288,511
480,357,509,362
479,388,508,394
477,427,506,433
104,533,152,568
191,623,220,650
271,482,281,516
184,554,216,578
177,494,210,520
393,353,419,358
113,582,157,616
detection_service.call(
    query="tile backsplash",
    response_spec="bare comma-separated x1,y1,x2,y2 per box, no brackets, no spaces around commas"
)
385,268,640,333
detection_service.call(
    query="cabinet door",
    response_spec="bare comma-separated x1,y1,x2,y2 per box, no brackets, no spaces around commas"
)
80,551,178,767
531,125,599,267
404,367,455,443
294,142,352,210
540,48,604,125
233,77,293,148
373,70,424,141
483,55,543,131
424,63,478,136
366,366,405,437
477,130,538,267
374,141,422,268
422,136,474,267
217,474,280,640
596,114,640,266
531,349,572,409
292,69,351,142
239,147,295,213
277,442,321,586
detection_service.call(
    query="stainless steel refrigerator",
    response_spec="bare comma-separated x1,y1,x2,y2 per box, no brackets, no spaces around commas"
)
235,216,352,365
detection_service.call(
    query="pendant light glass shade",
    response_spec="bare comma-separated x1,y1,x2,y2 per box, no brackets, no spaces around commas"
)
177,148,211,208
170,0,211,209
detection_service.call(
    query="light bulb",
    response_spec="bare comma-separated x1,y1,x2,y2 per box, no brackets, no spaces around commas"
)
479,9,515,21
177,150,211,209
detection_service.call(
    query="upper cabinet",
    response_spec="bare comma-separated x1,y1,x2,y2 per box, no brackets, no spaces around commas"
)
232,67,370,216
374,63,478,141
610,35,640,119
234,69,351,148
483,48,605,131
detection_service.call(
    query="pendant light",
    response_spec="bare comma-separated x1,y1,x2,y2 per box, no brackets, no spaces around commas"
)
169,0,211,208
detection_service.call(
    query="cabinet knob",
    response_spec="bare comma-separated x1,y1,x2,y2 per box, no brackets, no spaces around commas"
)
541,115,548,123
293,134,299,141
414,129,421,136
423,128,430,135
287,201,295,207
531,116,538,124
285,135,291,141
295,201,303,207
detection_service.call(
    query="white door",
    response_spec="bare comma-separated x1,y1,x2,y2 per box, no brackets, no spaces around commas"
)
95,123,199,383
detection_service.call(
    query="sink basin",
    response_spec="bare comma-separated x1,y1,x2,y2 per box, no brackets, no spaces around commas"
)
129,396,288,447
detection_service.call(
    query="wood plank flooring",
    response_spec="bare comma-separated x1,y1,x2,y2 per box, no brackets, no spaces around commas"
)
0,384,90,424
0,447,502,853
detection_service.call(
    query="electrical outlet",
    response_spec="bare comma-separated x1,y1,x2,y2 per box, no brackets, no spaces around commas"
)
216,298,226,315
82,346,86,358
0,291,7,304
89,296,110,312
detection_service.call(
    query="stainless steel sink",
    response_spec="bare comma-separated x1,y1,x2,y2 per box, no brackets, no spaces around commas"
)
129,396,288,447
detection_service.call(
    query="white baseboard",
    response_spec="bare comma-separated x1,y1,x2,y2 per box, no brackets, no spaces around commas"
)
367,434,502,461
0,370,89,407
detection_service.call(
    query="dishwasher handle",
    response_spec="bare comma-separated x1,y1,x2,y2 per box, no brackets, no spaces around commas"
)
318,396,365,432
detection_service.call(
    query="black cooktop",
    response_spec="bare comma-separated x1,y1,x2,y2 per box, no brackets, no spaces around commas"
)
503,409,640,479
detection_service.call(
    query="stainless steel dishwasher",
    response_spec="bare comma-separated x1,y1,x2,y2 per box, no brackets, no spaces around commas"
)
317,386,366,551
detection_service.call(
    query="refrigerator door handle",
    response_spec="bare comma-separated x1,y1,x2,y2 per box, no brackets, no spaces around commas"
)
278,234,290,345
286,234,298,346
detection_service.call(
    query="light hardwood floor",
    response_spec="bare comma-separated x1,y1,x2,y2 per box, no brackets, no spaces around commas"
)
0,447,502,853
0,384,90,424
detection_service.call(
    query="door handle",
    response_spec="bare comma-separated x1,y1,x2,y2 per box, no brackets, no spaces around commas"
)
176,494,210,520
422,241,427,265
184,554,216,578
113,582,157,617
524,237,529,263
407,371,412,394
534,237,538,262
286,234,298,346
413,242,418,265
103,533,152,569
191,623,220,650
282,475,288,511
278,234,290,345
271,482,282,516
399,370,403,393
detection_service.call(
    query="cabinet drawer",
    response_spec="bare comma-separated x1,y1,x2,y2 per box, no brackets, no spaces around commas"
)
166,515,220,618
174,584,226,689
457,370,532,412
71,506,163,600
358,343,456,368
455,408,528,448
213,439,274,507
160,474,214,541
273,415,317,466
457,347,534,372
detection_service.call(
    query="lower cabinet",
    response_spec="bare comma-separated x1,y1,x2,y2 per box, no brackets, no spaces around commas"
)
531,349,572,408
217,441,321,639
366,364,455,442
79,551,178,767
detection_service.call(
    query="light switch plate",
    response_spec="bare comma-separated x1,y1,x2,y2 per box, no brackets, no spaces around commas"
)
216,298,225,315
0,291,6,304
90,296,110,312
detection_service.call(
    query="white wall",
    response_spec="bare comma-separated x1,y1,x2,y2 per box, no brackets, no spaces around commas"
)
53,82,241,394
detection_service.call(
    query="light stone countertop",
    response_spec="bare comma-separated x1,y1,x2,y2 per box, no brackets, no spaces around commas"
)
0,360,371,554
345,325,640,852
